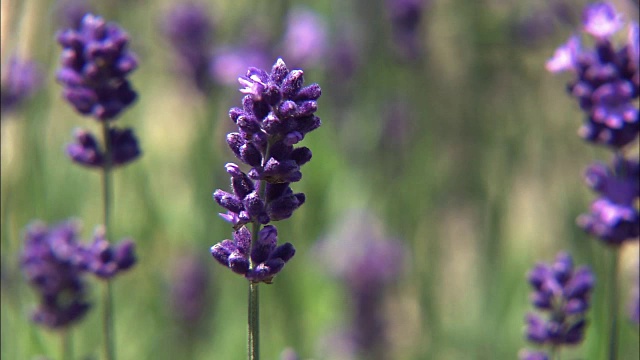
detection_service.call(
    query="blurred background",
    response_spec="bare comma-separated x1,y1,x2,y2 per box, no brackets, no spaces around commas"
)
1,0,639,359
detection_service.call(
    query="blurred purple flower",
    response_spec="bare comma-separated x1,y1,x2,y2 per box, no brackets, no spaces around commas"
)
518,349,549,360
56,13,138,121
169,254,211,330
162,3,214,94
282,8,327,68
66,127,141,169
20,220,91,329
315,209,405,359
77,226,136,279
385,0,428,60
279,347,300,360
1,57,43,115
524,252,594,346
577,156,639,245
546,2,639,148
210,46,270,86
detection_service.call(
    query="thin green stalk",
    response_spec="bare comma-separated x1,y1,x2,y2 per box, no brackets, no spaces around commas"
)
607,249,619,360
550,345,560,360
61,330,73,360
248,280,260,360
101,122,115,360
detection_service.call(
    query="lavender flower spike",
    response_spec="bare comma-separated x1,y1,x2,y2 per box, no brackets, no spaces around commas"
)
1,57,43,115
546,1,639,148
21,220,91,329
523,252,595,347
211,58,322,283
79,226,137,279
56,13,138,120
66,127,141,168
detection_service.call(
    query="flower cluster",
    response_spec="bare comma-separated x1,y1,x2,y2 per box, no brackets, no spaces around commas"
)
315,210,405,360
1,57,43,115
577,156,639,245
162,3,214,94
546,2,638,148
57,13,141,168
547,2,639,247
210,58,321,283
520,252,595,358
21,221,91,329
21,220,136,329
385,0,429,60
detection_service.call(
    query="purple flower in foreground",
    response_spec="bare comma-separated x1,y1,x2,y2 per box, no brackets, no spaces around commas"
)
66,127,141,168
546,2,639,148
577,156,639,245
211,225,295,283
21,220,91,329
524,252,594,347
56,14,138,121
1,57,43,115
162,3,214,94
210,58,321,283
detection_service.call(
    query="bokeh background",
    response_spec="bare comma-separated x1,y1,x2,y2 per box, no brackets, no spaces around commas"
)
1,0,639,359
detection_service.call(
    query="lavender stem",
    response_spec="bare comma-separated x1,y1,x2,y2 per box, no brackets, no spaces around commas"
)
248,279,260,360
608,249,619,360
62,330,73,360
101,121,115,360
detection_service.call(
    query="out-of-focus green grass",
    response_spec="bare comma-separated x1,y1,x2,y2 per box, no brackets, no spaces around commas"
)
2,0,639,359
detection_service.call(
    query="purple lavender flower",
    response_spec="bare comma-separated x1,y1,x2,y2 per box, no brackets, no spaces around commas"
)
78,226,136,279
281,8,328,68
518,349,550,360
315,210,405,360
279,348,300,360
1,57,43,115
56,14,138,121
576,156,639,245
385,0,428,60
211,225,295,283
162,3,214,94
210,58,321,283
169,254,211,330
66,127,141,168
524,252,594,347
20,220,91,329
582,2,623,39
546,2,639,148
210,45,270,87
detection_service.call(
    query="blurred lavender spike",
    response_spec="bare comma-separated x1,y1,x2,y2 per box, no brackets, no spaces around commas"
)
1,57,43,115
21,220,91,329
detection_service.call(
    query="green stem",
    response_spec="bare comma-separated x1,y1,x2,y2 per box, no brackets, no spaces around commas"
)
607,248,619,360
248,280,260,360
101,122,115,360
61,330,73,360
550,345,560,360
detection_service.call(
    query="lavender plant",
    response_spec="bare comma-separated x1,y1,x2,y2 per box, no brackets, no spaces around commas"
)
161,3,215,95
1,57,43,116
546,2,639,358
520,252,595,360
210,58,321,359
315,210,405,360
56,13,141,360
